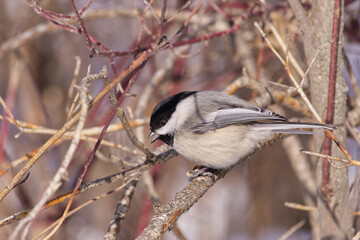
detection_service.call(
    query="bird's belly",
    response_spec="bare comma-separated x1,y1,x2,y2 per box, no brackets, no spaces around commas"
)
173,126,269,169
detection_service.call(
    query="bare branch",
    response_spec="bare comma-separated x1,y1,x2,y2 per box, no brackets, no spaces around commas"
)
104,179,138,240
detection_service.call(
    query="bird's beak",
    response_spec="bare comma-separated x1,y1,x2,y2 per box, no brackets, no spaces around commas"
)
148,132,160,144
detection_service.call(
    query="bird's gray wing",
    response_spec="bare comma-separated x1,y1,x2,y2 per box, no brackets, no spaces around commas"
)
190,107,287,134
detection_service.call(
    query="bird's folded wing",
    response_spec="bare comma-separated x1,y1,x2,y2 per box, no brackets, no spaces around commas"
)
191,108,287,133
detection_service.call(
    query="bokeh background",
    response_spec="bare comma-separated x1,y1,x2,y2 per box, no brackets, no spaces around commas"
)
1,0,360,239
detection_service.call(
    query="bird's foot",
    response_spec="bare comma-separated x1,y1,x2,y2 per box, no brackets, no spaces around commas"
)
186,166,217,181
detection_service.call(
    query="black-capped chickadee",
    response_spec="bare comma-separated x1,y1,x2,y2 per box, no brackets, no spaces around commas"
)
149,91,336,169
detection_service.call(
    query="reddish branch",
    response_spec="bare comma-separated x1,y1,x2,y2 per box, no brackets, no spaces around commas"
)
23,1,290,67
69,0,95,55
322,0,342,188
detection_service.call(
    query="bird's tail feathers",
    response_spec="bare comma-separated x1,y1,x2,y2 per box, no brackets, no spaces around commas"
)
252,122,336,135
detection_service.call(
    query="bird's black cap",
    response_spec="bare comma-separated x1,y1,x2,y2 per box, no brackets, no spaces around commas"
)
150,91,197,132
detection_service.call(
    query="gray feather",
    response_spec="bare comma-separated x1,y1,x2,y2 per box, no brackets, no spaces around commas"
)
214,108,286,125
186,91,335,134
190,93,287,133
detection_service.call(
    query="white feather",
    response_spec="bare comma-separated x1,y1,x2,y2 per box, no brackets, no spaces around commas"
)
156,96,195,135
174,125,270,169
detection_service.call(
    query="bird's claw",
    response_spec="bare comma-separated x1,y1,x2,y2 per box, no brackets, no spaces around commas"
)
186,166,217,181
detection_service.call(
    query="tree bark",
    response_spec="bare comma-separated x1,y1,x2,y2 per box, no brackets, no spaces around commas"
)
289,0,353,239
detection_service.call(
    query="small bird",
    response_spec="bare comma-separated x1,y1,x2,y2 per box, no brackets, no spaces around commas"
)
149,91,336,169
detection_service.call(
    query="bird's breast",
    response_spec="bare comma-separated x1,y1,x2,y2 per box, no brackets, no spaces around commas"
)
173,125,269,169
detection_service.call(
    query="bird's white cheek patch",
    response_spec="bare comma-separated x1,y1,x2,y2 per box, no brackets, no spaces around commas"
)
156,116,177,135
156,96,195,135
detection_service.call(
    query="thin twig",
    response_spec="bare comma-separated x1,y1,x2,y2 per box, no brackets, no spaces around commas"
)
268,21,305,80
0,121,146,175
254,21,322,122
118,109,155,159
168,0,203,43
10,65,91,240
277,219,306,240
33,176,139,240
300,42,332,87
33,147,175,240
0,146,174,227
66,56,82,119
0,45,153,203
101,69,155,159
284,202,317,212
346,121,360,147
42,62,147,240
69,0,95,55
300,149,357,168
142,0,161,23
0,113,147,138
254,21,355,165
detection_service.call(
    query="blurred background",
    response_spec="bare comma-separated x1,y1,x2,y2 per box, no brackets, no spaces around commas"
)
1,0,360,239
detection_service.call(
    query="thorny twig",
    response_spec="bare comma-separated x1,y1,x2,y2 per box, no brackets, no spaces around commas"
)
277,219,306,240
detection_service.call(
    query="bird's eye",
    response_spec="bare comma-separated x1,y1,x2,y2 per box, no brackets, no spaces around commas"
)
160,120,166,126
